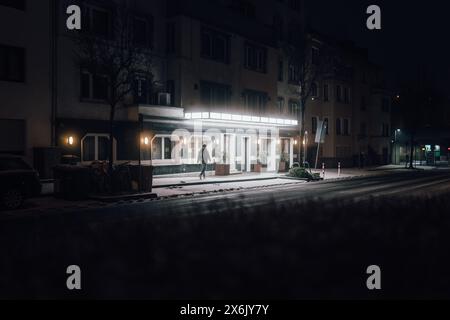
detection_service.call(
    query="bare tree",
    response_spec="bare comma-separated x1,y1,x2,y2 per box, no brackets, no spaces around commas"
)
74,0,153,178
283,33,334,165
397,67,440,169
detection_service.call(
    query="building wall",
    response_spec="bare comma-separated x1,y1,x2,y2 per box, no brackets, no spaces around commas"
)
0,1,52,160
52,0,390,169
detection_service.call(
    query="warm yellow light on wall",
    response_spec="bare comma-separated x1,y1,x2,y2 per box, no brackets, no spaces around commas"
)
143,137,150,145
67,136,74,146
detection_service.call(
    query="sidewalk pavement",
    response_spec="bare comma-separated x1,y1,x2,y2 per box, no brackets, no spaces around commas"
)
152,167,385,188
152,167,386,198
152,172,280,188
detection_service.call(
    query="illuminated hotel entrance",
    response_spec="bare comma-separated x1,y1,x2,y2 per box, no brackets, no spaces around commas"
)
143,111,298,174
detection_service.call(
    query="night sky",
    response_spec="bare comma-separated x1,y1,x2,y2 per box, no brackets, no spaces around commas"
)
306,1,450,92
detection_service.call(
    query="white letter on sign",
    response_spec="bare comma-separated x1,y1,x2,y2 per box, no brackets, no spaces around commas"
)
66,5,81,30
366,5,381,30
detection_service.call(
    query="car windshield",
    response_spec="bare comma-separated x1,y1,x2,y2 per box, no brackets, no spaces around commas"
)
0,158,32,171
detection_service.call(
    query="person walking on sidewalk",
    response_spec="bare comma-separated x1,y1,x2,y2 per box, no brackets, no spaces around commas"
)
198,144,212,180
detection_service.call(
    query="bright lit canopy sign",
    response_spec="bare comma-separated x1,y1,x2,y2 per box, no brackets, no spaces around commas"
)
184,112,298,126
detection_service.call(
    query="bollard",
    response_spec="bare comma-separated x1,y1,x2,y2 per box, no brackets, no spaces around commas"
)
322,163,325,179
338,162,341,177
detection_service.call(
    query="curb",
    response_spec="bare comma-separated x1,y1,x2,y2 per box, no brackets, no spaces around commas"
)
153,176,279,189
89,192,158,203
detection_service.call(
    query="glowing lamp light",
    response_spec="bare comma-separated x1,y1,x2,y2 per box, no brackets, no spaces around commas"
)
184,112,298,127
67,136,74,146
294,140,298,145
143,137,150,145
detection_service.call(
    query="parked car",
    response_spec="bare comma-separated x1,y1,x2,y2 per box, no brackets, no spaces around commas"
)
0,155,42,210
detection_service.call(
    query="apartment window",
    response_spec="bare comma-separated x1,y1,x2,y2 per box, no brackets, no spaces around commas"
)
382,98,390,112
277,97,285,114
287,23,299,44
84,5,111,38
201,81,231,108
336,118,342,135
0,0,25,10
311,83,318,97
167,22,176,54
201,27,230,64
312,117,318,134
244,43,267,73
82,134,112,162
151,137,176,160
273,15,284,41
133,16,153,48
166,80,175,106
289,0,301,12
0,45,25,82
344,87,350,104
311,47,319,65
343,119,350,135
323,85,329,102
289,100,300,118
360,122,367,136
81,71,109,101
336,85,342,102
288,63,300,84
278,58,284,82
243,90,268,115
362,71,367,84
230,0,256,18
133,76,150,104
361,96,367,111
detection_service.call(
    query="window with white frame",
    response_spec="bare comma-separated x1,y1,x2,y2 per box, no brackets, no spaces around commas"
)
151,136,177,160
244,42,267,73
311,83,318,97
81,70,109,101
343,118,350,135
289,100,300,118
81,134,115,162
83,4,111,38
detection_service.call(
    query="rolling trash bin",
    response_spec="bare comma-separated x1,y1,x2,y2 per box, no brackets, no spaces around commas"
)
53,165,91,200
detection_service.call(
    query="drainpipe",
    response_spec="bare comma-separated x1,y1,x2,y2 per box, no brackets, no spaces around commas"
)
50,0,58,146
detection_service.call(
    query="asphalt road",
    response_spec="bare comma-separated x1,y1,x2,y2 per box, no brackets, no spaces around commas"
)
103,170,450,216
2,169,450,222
2,169,450,299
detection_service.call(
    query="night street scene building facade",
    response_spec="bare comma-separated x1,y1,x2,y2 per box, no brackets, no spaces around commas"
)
6,0,450,302
0,0,392,177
